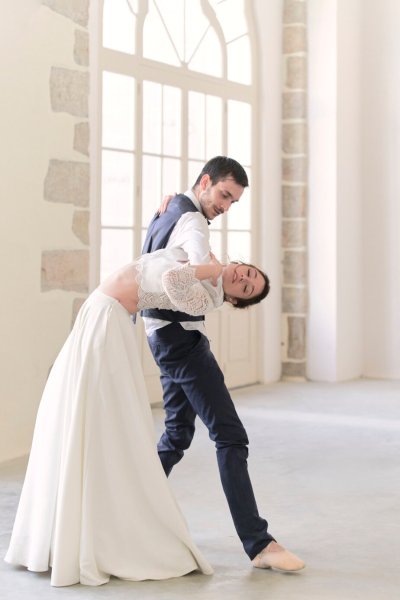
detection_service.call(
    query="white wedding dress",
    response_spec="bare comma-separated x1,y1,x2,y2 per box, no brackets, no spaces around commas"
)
5,248,222,586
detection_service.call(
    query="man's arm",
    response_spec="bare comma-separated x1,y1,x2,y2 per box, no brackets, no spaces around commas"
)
167,212,211,264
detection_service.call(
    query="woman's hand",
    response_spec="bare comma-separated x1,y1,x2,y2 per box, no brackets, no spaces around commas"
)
156,193,176,215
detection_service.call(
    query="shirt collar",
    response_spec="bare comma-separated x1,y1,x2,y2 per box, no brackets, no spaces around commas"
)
184,189,200,210
184,189,209,224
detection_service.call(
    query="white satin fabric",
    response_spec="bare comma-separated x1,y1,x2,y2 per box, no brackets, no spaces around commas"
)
5,291,212,586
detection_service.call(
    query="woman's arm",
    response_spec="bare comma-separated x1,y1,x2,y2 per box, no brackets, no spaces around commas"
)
161,264,223,316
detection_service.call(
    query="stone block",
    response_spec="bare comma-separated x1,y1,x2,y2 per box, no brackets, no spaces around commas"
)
74,121,89,156
42,0,89,27
282,286,307,314
283,0,306,25
74,29,89,66
286,56,307,90
41,250,89,292
50,67,89,117
283,91,307,119
282,220,307,248
71,297,86,327
282,361,306,379
72,210,89,245
288,316,306,359
44,159,89,207
283,250,307,285
282,157,307,183
282,185,307,217
283,25,306,54
282,123,307,154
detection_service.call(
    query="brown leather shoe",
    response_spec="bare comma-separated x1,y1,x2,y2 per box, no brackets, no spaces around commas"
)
252,542,305,572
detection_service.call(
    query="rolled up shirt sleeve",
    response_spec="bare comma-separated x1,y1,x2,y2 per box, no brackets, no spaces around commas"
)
167,212,211,264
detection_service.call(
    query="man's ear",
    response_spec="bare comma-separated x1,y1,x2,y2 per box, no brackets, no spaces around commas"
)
199,174,210,190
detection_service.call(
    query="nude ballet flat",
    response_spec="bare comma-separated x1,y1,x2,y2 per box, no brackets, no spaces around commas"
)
252,542,305,572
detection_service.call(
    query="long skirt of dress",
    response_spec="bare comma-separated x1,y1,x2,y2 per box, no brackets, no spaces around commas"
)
4,290,212,586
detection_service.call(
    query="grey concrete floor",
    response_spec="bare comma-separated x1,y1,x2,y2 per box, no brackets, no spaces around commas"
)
1,379,400,599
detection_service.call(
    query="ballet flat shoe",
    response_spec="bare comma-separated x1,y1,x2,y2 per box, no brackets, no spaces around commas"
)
252,542,305,572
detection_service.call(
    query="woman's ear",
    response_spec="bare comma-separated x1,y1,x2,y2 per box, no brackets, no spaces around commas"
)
226,296,237,305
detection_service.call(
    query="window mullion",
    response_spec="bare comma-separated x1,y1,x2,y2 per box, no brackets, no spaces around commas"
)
181,86,189,190
221,99,228,261
134,78,143,256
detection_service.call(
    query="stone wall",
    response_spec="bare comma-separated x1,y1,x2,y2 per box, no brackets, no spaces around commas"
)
281,0,308,379
41,0,90,325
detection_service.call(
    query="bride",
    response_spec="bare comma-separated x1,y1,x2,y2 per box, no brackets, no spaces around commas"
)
5,248,269,587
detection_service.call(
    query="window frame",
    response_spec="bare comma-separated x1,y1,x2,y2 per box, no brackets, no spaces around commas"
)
91,0,260,286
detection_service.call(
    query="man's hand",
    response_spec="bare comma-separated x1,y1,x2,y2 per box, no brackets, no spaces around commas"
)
190,252,223,286
209,252,223,286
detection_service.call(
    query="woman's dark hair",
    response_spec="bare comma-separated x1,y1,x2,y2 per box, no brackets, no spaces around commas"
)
226,262,270,309
194,156,249,188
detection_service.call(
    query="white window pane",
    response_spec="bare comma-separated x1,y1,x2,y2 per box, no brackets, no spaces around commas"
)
206,96,223,158
227,310,249,361
185,3,211,62
210,0,248,42
227,170,251,230
142,155,161,227
188,28,222,78
163,86,181,157
154,0,184,59
209,230,222,261
143,81,162,154
228,36,252,85
127,0,138,11
228,101,251,165
141,228,148,250
101,150,134,227
227,232,251,263
103,0,135,55
162,158,181,197
143,2,180,66
188,92,205,160
102,72,135,151
100,229,133,281
188,160,204,189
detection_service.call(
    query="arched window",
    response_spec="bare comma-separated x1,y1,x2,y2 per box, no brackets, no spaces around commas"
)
97,0,257,280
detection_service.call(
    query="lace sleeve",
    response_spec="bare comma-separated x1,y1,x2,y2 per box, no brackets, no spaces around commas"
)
161,264,223,316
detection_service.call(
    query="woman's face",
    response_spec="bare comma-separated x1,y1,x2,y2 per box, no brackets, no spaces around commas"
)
221,263,265,303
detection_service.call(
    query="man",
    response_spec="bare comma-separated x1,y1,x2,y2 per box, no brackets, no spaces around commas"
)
142,156,305,572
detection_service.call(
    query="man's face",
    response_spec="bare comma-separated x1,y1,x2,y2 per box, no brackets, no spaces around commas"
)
198,174,244,220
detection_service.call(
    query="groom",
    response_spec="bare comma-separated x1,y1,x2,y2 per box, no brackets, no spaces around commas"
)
141,156,305,572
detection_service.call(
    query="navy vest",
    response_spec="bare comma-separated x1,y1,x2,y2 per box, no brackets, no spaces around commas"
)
141,194,205,322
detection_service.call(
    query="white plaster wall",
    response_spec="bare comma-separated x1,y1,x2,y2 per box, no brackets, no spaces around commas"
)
253,0,283,383
361,0,400,379
307,0,339,380
308,0,365,381
0,3,86,462
308,0,400,381
336,0,363,379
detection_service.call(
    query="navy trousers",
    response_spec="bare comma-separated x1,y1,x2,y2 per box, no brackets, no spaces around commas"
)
147,322,275,559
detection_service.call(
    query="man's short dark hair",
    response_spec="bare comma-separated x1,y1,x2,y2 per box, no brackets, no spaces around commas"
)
194,156,249,188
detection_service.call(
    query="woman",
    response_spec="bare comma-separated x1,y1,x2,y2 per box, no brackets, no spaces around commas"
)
5,248,269,587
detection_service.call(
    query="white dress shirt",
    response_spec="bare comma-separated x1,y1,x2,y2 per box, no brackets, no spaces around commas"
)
143,190,214,337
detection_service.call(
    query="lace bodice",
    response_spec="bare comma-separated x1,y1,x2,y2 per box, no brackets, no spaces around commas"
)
135,248,223,315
